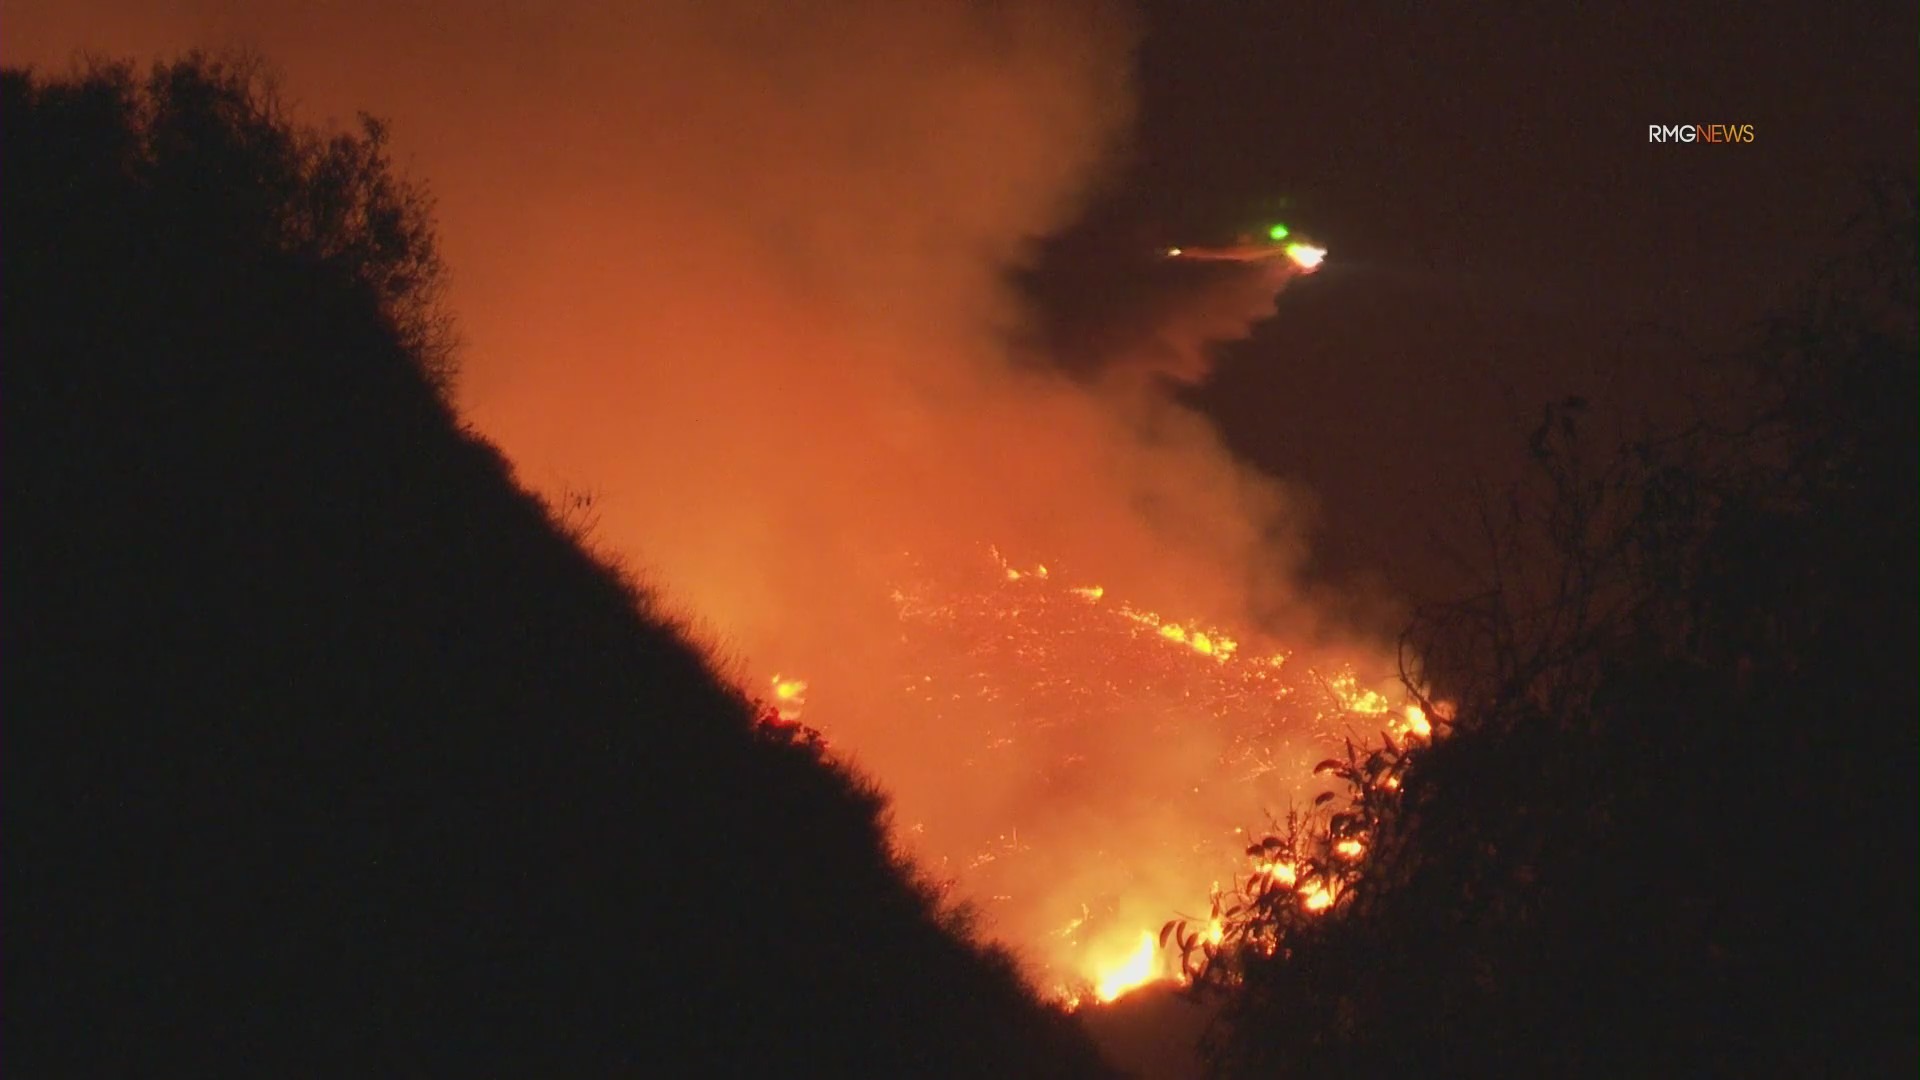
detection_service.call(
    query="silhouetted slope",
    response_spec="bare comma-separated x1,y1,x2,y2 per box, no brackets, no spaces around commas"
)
2,57,1116,1077
1192,183,1918,1077
1079,985,1217,1080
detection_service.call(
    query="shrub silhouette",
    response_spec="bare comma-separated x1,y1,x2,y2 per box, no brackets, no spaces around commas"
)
1183,179,1918,1077
2,55,1119,1077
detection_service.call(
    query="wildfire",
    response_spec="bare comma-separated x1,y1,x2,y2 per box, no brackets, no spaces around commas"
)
1328,671,1391,715
769,674,808,722
748,545,1415,1002
1258,860,1299,887
1092,931,1164,1003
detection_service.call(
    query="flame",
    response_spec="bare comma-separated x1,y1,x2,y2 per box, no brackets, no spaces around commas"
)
1329,671,1392,715
769,674,809,721
1092,931,1164,1003
747,546,1407,995
1259,860,1298,887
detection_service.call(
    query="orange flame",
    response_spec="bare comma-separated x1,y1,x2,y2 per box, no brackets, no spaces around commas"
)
748,547,1409,995
1092,931,1165,1003
769,674,809,721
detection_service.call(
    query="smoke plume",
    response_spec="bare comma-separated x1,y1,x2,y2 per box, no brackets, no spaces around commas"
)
6,0,1396,989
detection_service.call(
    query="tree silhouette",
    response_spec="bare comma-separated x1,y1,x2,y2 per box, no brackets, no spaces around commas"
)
3,55,1117,1077
1183,178,1918,1077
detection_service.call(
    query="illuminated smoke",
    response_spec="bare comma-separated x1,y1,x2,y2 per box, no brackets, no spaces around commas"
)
864,546,1399,997
5,0,1400,992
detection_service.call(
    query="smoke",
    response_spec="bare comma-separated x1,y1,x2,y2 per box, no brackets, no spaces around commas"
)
1099,261,1298,386
7,0,1395,987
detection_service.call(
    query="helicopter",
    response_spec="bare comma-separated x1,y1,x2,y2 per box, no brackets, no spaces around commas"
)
1164,220,1326,271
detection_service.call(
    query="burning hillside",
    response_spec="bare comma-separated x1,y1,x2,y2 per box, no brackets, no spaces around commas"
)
754,544,1412,1001
65,0,1416,1009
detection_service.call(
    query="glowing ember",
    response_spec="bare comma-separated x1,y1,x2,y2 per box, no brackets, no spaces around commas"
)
768,674,808,721
750,545,1407,995
1329,672,1391,715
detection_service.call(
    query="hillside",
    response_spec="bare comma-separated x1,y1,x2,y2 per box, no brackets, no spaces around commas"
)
1184,179,1919,1076
2,56,1118,1076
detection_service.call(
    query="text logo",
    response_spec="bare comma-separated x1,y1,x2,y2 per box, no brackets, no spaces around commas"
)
1649,124,1756,143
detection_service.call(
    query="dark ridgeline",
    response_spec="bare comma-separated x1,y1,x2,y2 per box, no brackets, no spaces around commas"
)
2,56,1118,1077
1184,178,1919,1075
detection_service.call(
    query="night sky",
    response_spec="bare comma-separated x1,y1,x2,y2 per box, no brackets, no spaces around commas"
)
9,2,1912,609
1037,2,1917,601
